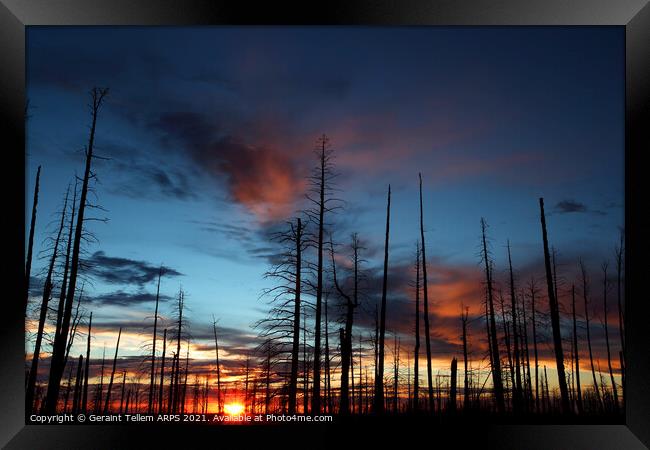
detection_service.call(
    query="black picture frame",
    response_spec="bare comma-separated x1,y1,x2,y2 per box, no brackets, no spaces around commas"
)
1,1,648,448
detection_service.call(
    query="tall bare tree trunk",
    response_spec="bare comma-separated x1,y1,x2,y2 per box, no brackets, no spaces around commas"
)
480,218,505,413
103,327,122,413
507,242,523,412
46,88,108,413
158,329,167,414
499,291,515,398
571,285,583,414
71,355,83,415
615,231,625,411
528,278,540,413
538,198,570,414
413,242,421,412
172,289,184,414
288,218,302,414
519,290,533,410
581,261,602,410
82,312,92,413
212,317,222,414
26,186,68,414
418,174,435,411
324,295,332,414
149,267,163,413
94,345,106,414
374,185,391,414
602,264,619,411
25,165,41,310
311,136,329,415
55,181,77,340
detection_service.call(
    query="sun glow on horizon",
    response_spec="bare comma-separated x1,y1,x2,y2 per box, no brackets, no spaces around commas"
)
224,402,245,416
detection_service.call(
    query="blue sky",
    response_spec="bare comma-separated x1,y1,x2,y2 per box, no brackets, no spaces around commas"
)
25,26,624,377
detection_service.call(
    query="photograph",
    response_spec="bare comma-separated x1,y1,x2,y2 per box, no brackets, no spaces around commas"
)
22,25,627,427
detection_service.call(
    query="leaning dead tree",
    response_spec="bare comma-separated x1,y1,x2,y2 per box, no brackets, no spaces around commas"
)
480,218,505,413
26,186,69,414
538,198,570,414
418,173,435,410
374,185,391,414
45,87,109,414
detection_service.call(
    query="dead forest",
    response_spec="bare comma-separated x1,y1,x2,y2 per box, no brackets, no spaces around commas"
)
25,88,626,421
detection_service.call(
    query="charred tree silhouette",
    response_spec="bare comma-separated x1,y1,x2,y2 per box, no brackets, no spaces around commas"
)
212,316,223,414
571,285,583,414
461,307,470,411
171,288,185,414
580,261,602,410
148,267,163,413
25,165,41,311
103,327,122,413
601,263,619,411
374,185,391,414
71,355,82,415
288,218,304,414
615,230,625,409
538,198,570,414
330,234,362,414
82,312,92,413
324,294,332,414
418,174,435,410
26,186,69,414
181,340,190,414
507,241,523,412
413,242,422,412
480,218,505,413
94,345,106,414
520,290,533,410
449,357,457,414
305,135,339,414
45,87,108,413
499,290,515,397
158,329,167,414
615,232,625,353
55,181,77,341
119,371,127,413
528,278,540,412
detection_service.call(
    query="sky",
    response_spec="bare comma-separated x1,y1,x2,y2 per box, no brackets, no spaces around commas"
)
25,26,624,389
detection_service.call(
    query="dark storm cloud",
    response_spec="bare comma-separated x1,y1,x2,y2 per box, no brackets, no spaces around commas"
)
87,290,173,307
554,199,606,216
84,251,183,286
150,111,304,220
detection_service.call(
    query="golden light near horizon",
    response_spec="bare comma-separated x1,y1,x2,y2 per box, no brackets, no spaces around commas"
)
224,403,245,416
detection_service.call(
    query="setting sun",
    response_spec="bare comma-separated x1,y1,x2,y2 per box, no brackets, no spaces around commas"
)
224,403,245,416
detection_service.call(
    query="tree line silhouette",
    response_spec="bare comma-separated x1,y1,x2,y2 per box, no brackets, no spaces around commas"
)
25,87,625,419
